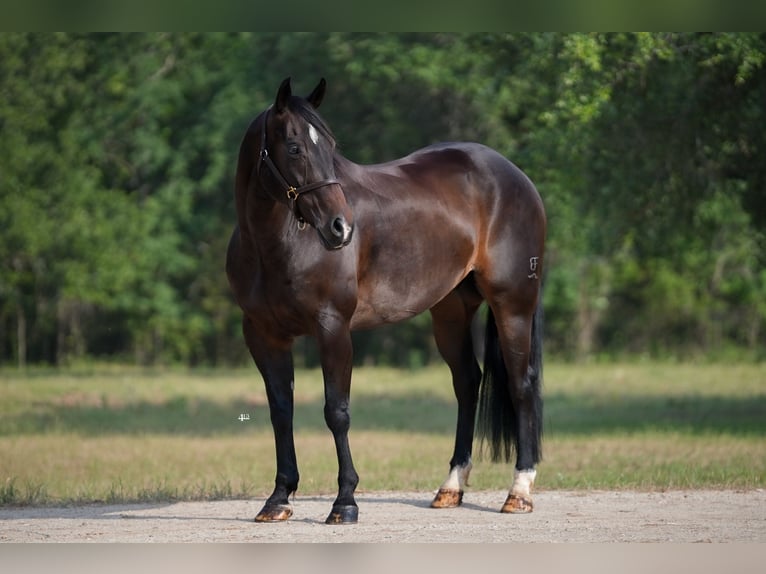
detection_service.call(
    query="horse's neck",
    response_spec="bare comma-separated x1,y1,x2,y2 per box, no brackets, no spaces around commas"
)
240,198,298,261
333,154,363,181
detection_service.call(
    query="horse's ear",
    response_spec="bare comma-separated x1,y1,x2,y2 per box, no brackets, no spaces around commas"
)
306,78,326,109
275,77,292,113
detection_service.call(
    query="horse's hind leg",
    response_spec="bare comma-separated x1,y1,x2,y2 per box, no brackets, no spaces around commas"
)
482,293,543,514
429,287,482,508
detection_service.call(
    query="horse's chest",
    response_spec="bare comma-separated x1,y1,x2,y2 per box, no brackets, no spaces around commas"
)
239,270,313,333
242,259,357,337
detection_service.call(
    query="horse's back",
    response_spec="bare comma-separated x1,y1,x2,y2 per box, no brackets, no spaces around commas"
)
444,142,539,198
387,141,541,207
382,141,544,241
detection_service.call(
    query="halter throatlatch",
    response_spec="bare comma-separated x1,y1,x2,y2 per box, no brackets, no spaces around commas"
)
258,108,339,228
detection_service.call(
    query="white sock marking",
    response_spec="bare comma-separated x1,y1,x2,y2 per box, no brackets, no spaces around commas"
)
511,468,536,498
439,459,472,491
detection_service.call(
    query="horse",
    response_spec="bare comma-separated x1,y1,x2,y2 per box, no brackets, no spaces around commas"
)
226,78,545,524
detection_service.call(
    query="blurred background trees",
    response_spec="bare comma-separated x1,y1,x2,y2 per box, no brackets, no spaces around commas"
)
1,33,764,367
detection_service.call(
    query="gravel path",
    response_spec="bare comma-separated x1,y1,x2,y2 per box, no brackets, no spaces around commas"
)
1,489,764,543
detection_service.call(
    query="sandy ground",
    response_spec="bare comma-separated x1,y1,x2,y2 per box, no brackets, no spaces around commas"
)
1,489,764,543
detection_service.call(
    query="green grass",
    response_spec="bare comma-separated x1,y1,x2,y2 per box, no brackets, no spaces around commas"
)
0,363,764,505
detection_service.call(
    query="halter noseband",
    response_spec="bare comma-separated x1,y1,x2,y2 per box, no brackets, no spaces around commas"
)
258,108,340,226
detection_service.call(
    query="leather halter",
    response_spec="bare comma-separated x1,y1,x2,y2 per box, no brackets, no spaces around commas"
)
259,107,340,226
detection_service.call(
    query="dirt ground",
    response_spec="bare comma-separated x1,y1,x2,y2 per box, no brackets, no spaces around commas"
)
1,489,764,543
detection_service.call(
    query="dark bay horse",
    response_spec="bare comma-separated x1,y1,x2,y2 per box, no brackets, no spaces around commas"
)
226,78,545,524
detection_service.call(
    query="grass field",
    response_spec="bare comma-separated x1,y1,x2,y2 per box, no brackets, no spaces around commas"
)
1,362,764,505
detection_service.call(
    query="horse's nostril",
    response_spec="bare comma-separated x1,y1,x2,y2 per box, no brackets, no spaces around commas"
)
332,217,346,237
325,215,352,248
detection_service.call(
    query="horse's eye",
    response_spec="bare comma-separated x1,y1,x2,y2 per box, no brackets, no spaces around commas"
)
288,144,300,156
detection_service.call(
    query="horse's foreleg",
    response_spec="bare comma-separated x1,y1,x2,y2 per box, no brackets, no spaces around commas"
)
243,318,298,522
317,318,359,524
429,293,481,508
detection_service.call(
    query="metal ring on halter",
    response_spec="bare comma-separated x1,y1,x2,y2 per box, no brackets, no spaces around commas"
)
297,219,307,231
286,187,298,200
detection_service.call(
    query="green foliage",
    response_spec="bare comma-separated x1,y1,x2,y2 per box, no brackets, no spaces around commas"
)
1,33,765,366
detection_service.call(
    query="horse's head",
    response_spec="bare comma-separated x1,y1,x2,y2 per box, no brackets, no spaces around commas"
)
257,77,353,250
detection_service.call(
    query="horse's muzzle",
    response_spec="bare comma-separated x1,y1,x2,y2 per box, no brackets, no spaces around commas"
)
318,215,353,250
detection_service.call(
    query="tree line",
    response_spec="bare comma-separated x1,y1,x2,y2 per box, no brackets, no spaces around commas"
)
1,33,764,367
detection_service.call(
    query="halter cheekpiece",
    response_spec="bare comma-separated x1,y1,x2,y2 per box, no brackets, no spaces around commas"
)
258,107,339,227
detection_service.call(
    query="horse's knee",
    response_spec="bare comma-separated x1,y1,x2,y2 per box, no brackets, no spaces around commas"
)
324,401,350,434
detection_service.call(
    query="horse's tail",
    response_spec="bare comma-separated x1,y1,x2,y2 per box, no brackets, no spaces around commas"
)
477,300,544,463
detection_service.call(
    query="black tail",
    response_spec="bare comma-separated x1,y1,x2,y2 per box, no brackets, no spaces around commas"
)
477,301,544,463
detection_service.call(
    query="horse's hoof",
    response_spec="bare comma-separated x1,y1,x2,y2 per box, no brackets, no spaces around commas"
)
325,505,359,524
255,504,293,522
431,488,464,508
501,494,534,514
